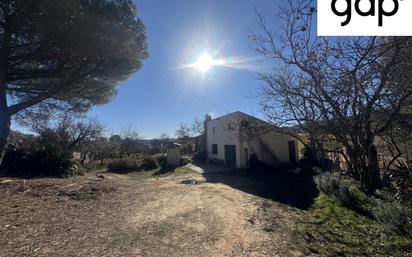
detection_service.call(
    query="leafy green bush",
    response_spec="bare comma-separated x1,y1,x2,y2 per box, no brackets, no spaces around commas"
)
372,201,412,237
107,158,140,173
156,155,167,167
139,157,158,170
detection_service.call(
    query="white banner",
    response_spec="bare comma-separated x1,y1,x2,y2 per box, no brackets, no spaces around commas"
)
317,0,412,36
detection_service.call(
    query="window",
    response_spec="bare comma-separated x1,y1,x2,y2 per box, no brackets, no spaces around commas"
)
212,144,218,154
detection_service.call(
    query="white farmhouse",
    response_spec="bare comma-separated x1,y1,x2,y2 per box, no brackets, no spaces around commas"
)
205,111,303,168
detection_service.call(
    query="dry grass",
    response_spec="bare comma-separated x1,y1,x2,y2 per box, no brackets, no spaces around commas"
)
0,168,304,257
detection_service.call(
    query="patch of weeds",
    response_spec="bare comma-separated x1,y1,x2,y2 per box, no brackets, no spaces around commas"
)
372,200,412,237
173,167,196,176
295,194,412,257
314,172,373,216
128,170,157,180
139,157,158,171
107,159,140,173
83,161,108,172
152,166,196,179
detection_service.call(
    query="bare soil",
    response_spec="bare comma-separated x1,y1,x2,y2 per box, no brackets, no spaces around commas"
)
0,166,305,257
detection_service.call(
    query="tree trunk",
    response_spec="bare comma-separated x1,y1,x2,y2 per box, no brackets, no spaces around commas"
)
0,33,10,167
0,72,10,166
0,110,10,166
80,152,88,165
360,144,381,194
366,144,381,193
346,147,363,181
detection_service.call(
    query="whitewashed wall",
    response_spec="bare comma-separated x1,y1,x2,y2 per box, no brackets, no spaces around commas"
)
206,112,303,168
206,113,242,167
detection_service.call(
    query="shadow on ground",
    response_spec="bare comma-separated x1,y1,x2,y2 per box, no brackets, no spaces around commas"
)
194,161,319,210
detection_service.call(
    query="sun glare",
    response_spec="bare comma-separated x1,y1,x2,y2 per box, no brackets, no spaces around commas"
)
194,53,215,73
175,50,258,75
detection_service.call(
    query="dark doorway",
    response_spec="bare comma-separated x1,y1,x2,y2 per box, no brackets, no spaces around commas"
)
288,141,296,163
224,145,236,167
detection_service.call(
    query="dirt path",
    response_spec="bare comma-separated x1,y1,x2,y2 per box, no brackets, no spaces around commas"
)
0,167,304,257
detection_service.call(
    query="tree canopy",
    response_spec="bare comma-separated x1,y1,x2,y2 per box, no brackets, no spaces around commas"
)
0,0,148,163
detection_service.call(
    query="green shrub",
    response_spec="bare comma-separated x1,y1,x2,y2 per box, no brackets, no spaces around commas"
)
156,155,167,167
140,157,158,170
314,172,369,213
298,193,412,256
314,171,342,195
107,159,140,173
0,146,75,178
372,201,412,237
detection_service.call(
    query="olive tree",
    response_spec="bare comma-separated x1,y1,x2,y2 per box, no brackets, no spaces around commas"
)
0,0,148,164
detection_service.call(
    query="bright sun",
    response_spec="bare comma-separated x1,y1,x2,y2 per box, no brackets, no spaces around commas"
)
175,51,235,74
194,53,215,73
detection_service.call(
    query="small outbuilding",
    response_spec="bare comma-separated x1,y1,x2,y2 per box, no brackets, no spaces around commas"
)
166,143,182,166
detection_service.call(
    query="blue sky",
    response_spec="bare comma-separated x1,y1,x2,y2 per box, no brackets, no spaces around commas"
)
88,0,283,139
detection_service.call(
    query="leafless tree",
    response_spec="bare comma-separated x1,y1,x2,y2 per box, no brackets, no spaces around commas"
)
175,123,191,139
252,0,412,193
158,133,170,141
33,115,104,158
119,125,143,156
156,133,171,153
89,137,116,165
191,118,204,136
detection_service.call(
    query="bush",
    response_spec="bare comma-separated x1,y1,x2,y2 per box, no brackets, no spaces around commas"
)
140,157,158,170
314,171,343,195
156,155,167,167
0,146,75,178
386,161,412,204
180,156,191,166
314,172,369,213
107,159,140,173
372,201,412,237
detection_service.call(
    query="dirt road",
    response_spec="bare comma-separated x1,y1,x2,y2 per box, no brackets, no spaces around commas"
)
0,165,305,257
